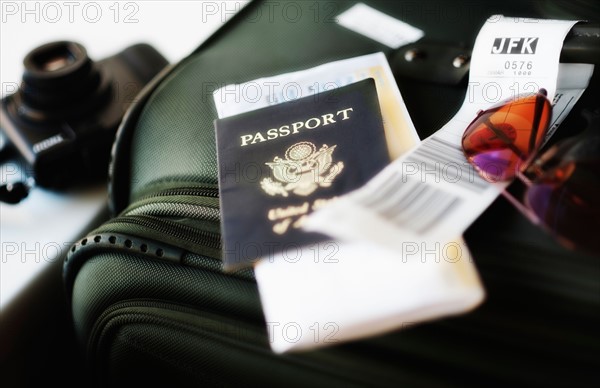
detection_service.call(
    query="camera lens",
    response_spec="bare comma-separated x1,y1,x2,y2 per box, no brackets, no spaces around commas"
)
17,41,108,120
30,45,77,72
23,42,92,89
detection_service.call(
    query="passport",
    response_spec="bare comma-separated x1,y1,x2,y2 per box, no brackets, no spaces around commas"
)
215,79,390,270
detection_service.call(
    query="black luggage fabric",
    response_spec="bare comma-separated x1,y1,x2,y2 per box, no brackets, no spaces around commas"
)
64,1,600,386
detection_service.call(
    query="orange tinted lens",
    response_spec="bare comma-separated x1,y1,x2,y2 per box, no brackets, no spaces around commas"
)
462,91,552,182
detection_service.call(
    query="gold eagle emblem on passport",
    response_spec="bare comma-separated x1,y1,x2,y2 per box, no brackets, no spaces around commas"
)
261,142,344,197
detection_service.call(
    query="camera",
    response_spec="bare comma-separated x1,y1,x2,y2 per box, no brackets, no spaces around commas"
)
0,41,168,200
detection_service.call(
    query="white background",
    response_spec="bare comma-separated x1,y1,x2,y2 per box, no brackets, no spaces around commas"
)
1,0,249,96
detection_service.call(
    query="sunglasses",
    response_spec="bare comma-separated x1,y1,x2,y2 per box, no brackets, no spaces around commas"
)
462,89,599,255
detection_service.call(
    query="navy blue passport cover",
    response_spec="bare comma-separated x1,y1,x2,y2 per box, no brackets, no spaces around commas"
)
215,78,389,270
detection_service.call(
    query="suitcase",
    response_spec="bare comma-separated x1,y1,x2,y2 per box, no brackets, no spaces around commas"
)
63,1,600,386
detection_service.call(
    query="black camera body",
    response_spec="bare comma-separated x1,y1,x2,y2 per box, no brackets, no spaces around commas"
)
0,41,168,189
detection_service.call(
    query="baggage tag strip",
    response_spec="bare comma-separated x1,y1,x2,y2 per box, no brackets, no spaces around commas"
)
304,16,595,252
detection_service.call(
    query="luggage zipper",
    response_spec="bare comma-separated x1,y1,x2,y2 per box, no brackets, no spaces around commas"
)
95,215,220,250
138,186,219,199
101,186,223,257
121,194,220,222
120,184,221,221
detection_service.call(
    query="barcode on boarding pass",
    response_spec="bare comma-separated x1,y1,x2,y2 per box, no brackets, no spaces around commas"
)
354,172,461,234
405,136,489,193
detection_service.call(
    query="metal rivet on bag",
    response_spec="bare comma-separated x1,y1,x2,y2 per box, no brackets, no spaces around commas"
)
404,48,423,62
452,54,470,68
